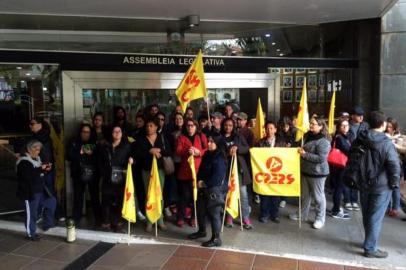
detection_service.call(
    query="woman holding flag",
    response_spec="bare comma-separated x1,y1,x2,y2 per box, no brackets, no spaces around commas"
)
256,121,287,223
175,118,207,228
221,118,253,229
135,117,171,232
188,135,227,247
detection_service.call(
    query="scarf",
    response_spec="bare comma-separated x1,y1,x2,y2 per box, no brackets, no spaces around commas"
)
16,154,42,168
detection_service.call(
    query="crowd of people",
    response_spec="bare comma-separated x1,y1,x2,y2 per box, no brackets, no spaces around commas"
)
11,102,404,257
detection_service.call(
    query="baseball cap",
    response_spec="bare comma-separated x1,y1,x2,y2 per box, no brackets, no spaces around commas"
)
237,112,248,120
351,106,365,116
210,112,223,119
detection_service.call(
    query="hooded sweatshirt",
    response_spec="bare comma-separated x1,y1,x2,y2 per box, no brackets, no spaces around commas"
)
355,129,400,193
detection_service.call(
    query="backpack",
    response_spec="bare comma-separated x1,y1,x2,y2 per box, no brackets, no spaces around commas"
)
343,141,382,190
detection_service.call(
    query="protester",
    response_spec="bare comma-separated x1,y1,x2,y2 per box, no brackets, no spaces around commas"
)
91,112,108,144
175,118,207,227
148,104,160,118
134,117,171,232
256,121,286,223
350,106,369,139
237,112,254,147
277,116,296,147
329,119,353,219
188,135,227,247
99,125,132,232
131,113,145,141
289,117,331,229
352,111,400,258
185,107,194,120
209,112,223,136
199,116,210,137
112,106,133,136
222,118,253,229
17,140,56,241
67,124,101,226
224,103,235,119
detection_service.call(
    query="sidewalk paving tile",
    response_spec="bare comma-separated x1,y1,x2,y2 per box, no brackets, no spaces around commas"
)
206,261,251,270
41,242,90,262
21,258,67,270
211,250,255,266
162,256,209,270
0,254,35,269
12,239,61,257
253,254,298,270
299,260,344,270
173,245,214,260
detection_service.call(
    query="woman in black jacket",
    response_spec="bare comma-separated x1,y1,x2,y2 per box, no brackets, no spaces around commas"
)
188,135,227,247
330,119,354,219
134,117,171,232
67,124,101,227
221,118,253,229
17,140,56,241
99,125,132,232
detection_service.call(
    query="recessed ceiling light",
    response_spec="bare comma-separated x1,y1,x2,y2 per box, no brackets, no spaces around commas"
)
276,49,281,52
31,77,35,80
16,67,22,70
25,73,31,76
272,42,276,46
43,87,47,91
279,53,284,56
20,80,25,83
265,34,271,37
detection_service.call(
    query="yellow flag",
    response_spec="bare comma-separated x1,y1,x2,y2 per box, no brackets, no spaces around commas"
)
122,163,136,223
328,90,336,134
250,148,301,197
49,123,65,194
175,50,207,113
226,156,240,218
295,78,310,142
146,156,162,224
253,98,265,143
187,155,198,202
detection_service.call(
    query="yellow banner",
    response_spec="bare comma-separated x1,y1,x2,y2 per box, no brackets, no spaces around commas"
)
226,156,240,218
187,155,198,202
122,163,136,223
250,148,301,197
146,156,162,223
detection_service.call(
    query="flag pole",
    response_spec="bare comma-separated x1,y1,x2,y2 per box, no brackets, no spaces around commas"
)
221,192,229,233
206,97,211,127
127,221,131,245
155,223,158,237
238,198,243,231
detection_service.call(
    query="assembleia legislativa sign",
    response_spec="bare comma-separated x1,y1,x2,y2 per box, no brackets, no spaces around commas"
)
122,56,225,66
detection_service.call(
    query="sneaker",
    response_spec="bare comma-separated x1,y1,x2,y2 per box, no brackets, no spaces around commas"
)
164,207,172,217
352,203,360,211
254,195,260,204
243,218,253,230
330,209,351,220
137,211,146,221
364,249,388,258
225,216,233,228
279,200,286,208
344,203,353,211
313,220,324,229
28,234,41,241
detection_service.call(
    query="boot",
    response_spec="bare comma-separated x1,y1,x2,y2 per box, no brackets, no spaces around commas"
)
188,230,207,239
202,233,222,247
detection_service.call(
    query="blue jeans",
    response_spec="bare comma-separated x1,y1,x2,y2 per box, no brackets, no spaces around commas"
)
343,186,358,204
259,195,280,219
226,184,250,220
360,189,391,252
388,188,400,211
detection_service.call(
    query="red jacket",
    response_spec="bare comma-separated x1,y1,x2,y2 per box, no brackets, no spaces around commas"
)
175,133,208,180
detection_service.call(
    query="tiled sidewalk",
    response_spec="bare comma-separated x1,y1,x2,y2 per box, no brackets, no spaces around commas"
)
0,229,378,270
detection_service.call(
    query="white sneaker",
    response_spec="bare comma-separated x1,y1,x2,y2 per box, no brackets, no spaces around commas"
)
289,213,299,221
313,220,324,229
279,200,286,208
164,207,172,217
344,203,353,211
330,208,351,220
137,211,146,221
352,203,360,211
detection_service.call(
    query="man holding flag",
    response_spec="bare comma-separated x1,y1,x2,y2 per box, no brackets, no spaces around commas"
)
176,50,207,113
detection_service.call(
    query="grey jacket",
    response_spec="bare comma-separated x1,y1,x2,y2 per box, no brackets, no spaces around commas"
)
301,135,331,177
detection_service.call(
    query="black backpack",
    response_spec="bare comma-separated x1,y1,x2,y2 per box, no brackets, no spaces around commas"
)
343,141,382,190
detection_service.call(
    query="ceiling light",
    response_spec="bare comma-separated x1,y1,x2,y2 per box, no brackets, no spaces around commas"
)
43,87,47,91
25,73,31,76
279,53,284,56
276,49,281,52
272,42,276,46
265,34,271,37
16,66,22,70
31,77,35,80
186,15,200,28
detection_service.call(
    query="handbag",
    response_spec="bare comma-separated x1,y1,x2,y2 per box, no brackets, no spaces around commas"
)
160,134,175,175
80,163,95,182
205,186,225,209
327,139,348,168
111,166,127,185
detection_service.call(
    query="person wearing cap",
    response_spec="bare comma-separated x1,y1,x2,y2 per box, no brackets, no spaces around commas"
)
209,112,223,137
339,112,350,122
350,106,370,140
237,112,254,147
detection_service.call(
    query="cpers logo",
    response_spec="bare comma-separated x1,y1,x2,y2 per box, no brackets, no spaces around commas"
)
255,156,295,185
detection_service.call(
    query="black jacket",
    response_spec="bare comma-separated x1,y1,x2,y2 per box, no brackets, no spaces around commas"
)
355,129,401,193
334,132,354,156
67,139,97,179
197,150,227,188
16,159,45,200
134,133,171,171
98,140,131,188
224,133,252,186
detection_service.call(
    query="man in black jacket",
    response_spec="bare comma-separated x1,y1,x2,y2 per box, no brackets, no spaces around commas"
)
354,111,400,258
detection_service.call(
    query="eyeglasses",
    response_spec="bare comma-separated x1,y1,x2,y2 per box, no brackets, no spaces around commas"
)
186,124,195,127
158,118,165,121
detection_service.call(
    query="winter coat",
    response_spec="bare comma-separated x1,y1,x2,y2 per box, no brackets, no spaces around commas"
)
300,132,331,178
134,133,171,171
256,136,286,148
355,129,401,193
333,132,354,156
67,139,97,179
16,157,45,200
350,121,370,140
224,133,252,186
197,150,227,188
175,133,208,180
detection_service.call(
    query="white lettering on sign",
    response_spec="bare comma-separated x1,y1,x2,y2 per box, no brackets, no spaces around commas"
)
123,56,225,66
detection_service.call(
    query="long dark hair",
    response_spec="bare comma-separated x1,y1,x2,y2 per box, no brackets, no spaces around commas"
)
208,135,227,161
77,123,94,143
310,117,330,139
182,118,200,136
221,117,236,136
